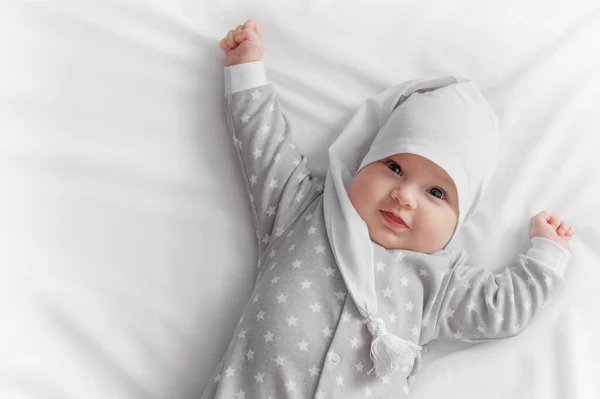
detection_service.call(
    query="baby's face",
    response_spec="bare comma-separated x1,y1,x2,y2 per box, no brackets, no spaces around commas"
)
347,153,459,254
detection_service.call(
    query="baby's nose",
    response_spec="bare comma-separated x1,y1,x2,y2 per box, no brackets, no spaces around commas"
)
391,188,416,208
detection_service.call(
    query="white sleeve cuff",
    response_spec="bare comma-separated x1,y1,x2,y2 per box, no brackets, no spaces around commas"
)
223,61,268,96
525,236,571,277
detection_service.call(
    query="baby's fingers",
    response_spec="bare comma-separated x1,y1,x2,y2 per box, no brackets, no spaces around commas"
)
225,30,238,49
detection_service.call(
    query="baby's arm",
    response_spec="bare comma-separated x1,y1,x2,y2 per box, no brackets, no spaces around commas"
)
421,213,573,343
220,21,323,261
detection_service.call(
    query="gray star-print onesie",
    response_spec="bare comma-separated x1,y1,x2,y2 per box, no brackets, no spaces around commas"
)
201,61,572,399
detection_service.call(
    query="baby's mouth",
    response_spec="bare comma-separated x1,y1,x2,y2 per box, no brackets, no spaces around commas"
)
381,211,409,231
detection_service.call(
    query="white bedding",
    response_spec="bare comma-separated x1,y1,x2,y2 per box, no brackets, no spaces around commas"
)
1,1,600,398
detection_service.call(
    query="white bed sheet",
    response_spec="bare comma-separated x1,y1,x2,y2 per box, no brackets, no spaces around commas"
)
1,1,600,398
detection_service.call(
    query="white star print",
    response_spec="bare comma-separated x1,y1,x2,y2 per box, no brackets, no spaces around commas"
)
285,380,296,392
274,226,285,237
380,376,390,384
254,372,264,384
310,302,322,313
214,373,221,383
297,172,307,181
324,266,335,276
305,213,314,221
298,340,309,351
363,387,372,396
287,316,298,326
274,355,285,366
382,287,393,298
419,269,428,277
350,336,360,348
336,374,344,386
253,148,263,159
270,276,279,284
290,143,296,150
403,385,410,394
315,244,325,254
445,308,455,318
277,133,285,143
262,234,270,244
309,365,320,376
453,331,463,339
315,390,326,399
248,174,257,185
241,113,250,123
237,329,246,339
405,301,415,312
288,244,296,252
292,259,303,269
334,291,346,301
396,252,405,261
246,349,254,360
389,313,397,323
399,276,409,286
267,179,278,189
251,89,261,100
524,301,532,312
496,313,504,324
266,206,275,216
341,312,351,322
322,326,332,337
375,260,386,272
268,249,276,258
467,301,476,312
235,389,246,398
544,274,553,288
316,181,324,192
276,293,287,304
308,225,317,234
260,124,271,135
292,158,300,166
411,326,419,337
225,366,235,377
256,310,265,320
526,277,536,286
286,229,295,238
274,153,281,163
264,331,274,342
294,191,305,203
477,325,486,333
464,280,472,290
300,279,312,289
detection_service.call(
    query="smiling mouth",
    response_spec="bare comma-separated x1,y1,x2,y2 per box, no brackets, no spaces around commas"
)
381,211,409,231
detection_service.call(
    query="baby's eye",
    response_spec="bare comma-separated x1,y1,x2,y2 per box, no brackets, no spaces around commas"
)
386,161,401,175
429,187,445,200
386,160,446,200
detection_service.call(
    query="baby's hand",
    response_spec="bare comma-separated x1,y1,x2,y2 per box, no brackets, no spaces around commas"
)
529,211,575,249
220,20,265,67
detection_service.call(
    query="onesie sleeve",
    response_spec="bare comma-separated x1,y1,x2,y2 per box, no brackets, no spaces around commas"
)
223,61,323,260
422,237,571,343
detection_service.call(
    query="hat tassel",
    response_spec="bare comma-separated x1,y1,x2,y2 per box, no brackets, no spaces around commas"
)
366,317,422,378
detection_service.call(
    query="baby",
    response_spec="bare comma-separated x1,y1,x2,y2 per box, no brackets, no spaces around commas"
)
202,20,575,399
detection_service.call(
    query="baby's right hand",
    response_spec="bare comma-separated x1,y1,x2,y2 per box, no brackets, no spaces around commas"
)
220,20,265,67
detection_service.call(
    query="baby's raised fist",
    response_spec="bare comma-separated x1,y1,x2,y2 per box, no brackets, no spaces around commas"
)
220,20,265,67
529,211,575,249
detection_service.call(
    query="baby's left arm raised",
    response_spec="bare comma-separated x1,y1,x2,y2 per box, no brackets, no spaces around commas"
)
421,237,571,343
